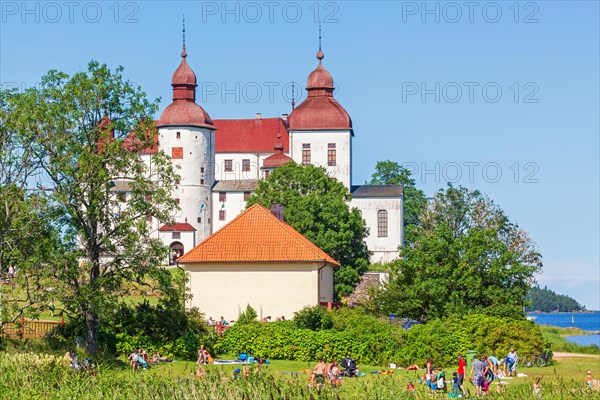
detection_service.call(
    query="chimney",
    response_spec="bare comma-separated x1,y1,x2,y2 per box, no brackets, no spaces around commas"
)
270,203,284,221
255,112,262,120
281,113,288,122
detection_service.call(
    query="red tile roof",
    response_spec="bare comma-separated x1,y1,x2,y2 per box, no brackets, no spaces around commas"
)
159,223,197,232
214,118,289,153
178,204,338,265
288,52,352,131
122,121,159,154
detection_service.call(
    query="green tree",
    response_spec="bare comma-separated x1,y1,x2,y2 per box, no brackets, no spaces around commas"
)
369,160,427,243
246,163,370,298
527,285,584,312
0,89,65,321
369,184,542,321
3,62,179,353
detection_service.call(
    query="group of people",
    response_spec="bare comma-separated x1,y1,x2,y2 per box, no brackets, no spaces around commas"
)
63,351,95,373
418,349,520,397
311,359,342,387
128,348,170,371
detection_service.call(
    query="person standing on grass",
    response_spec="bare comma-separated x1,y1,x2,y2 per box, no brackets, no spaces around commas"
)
469,355,486,397
425,357,434,391
457,354,466,393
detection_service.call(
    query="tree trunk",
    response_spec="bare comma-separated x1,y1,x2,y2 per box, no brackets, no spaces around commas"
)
84,310,99,354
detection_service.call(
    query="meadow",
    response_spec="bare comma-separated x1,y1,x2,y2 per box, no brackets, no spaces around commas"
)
0,345,597,400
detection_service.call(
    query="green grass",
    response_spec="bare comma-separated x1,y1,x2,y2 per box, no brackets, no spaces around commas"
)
1,350,599,399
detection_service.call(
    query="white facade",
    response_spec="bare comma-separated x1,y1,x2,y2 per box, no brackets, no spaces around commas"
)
159,230,196,263
185,262,334,321
350,193,404,264
288,129,352,189
158,126,215,242
215,152,273,181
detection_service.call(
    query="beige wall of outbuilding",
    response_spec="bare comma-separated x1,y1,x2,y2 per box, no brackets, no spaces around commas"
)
185,262,334,321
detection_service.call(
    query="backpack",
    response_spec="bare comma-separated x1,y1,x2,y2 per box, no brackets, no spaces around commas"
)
437,372,446,389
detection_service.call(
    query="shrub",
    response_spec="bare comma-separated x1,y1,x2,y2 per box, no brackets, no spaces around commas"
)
216,308,545,367
293,305,334,331
236,304,258,325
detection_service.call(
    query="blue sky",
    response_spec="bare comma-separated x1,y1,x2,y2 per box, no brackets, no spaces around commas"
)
1,1,598,309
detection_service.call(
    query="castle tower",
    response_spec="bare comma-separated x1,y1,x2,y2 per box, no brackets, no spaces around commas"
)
157,37,215,245
287,44,353,188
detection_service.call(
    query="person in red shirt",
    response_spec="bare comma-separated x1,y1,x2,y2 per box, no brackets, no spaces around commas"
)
457,354,466,394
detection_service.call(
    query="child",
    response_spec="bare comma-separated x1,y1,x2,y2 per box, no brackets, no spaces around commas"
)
436,367,446,392
430,369,438,392
448,372,460,398
586,371,594,389
533,377,542,397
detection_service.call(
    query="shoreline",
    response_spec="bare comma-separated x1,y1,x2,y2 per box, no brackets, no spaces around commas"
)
527,310,599,314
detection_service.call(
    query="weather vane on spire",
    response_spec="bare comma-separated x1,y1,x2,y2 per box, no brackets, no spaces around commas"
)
319,22,322,51
316,23,324,62
182,15,187,58
291,81,296,110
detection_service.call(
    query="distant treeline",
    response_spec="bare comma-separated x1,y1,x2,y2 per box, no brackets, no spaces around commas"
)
527,286,585,312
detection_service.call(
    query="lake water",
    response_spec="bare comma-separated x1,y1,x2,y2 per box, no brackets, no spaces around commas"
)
527,311,600,348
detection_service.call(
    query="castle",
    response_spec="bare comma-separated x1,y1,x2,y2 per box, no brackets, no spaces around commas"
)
130,39,404,265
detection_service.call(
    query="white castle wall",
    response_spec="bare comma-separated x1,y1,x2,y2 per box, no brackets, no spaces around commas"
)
211,190,249,232
158,126,215,243
288,130,352,189
215,152,283,181
350,196,404,264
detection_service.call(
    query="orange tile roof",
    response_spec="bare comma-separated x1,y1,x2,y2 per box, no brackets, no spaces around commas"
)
178,204,339,265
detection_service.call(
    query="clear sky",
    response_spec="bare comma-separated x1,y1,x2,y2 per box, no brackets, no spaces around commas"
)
1,1,598,309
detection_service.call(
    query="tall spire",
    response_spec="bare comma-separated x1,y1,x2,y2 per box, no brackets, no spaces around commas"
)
316,23,324,62
291,81,296,110
182,15,187,58
318,22,322,51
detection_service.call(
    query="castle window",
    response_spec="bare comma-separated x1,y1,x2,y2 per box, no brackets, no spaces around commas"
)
244,191,251,201
117,192,126,202
172,232,181,239
176,132,181,139
175,179,180,185
201,166,205,173
378,210,388,238
219,210,226,221
224,160,233,171
175,198,180,205
200,179,205,185
146,214,152,222
302,143,311,165
197,217,201,223
242,159,250,171
328,150,336,166
219,192,226,202
172,147,183,159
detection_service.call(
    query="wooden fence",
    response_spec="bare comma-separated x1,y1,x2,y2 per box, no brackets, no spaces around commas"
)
0,317,65,340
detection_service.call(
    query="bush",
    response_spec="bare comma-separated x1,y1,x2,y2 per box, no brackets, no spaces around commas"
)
216,308,545,367
293,305,334,331
236,304,258,325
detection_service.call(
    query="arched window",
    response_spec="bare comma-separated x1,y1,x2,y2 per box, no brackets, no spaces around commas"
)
378,210,388,238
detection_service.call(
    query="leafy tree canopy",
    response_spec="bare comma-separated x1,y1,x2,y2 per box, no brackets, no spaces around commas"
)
246,163,370,298
1,61,179,353
527,285,584,312
368,184,542,321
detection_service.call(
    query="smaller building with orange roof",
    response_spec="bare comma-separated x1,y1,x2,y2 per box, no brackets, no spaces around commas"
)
178,204,338,321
